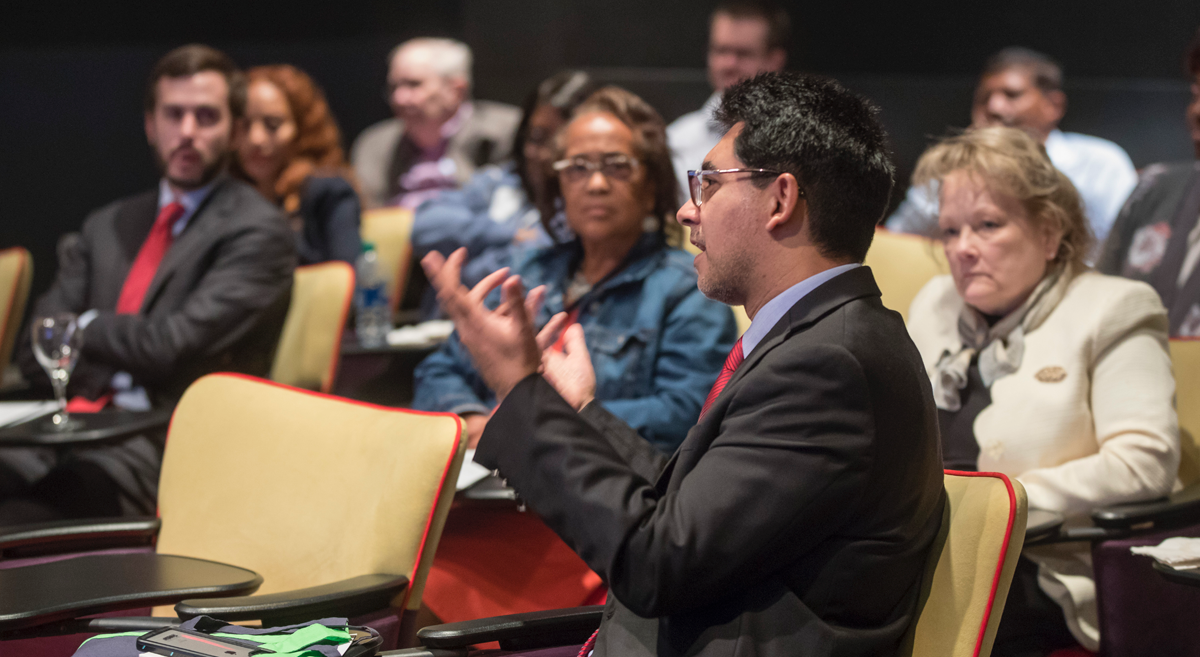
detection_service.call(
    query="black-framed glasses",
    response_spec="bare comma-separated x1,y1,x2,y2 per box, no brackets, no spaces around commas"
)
687,168,793,207
552,154,639,183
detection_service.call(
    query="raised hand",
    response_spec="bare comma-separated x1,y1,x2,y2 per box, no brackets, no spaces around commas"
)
422,248,541,401
538,322,597,411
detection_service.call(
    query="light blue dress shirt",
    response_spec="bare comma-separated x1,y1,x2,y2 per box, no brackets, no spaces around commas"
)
740,263,862,357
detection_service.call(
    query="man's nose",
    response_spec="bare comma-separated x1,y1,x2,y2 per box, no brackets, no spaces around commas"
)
986,93,1008,118
179,112,197,138
677,199,699,227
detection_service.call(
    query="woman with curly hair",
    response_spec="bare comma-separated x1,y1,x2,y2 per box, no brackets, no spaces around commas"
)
233,64,362,264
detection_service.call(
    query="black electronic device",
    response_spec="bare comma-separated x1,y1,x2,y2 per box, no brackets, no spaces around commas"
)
135,627,274,657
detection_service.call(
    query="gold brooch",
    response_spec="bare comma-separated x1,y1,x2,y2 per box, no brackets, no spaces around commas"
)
1035,366,1067,383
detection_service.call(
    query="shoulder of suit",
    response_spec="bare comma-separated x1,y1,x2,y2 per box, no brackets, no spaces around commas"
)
1052,270,1167,350
351,119,403,157
471,100,522,128
210,178,287,227
302,174,358,199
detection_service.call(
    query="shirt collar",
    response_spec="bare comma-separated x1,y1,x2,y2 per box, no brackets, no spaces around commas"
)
158,178,218,237
740,262,862,356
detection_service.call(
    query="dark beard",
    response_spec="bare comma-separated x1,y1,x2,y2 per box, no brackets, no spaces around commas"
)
153,147,230,191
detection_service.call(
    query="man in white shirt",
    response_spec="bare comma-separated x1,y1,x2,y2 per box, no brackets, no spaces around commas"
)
886,47,1138,247
666,1,788,202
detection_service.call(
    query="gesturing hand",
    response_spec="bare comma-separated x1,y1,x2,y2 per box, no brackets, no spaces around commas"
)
422,248,543,402
536,318,597,412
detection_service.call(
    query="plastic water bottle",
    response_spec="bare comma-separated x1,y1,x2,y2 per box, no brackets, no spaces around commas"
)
355,242,391,347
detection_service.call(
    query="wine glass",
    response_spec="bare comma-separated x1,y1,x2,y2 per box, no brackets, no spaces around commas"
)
31,313,84,430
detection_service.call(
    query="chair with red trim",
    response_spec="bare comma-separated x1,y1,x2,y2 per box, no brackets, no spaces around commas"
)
0,373,466,654
0,247,33,383
377,471,1027,657
899,471,1028,657
269,261,355,393
360,207,415,315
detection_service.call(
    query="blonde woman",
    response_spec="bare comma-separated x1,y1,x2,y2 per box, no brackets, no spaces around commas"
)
907,126,1179,655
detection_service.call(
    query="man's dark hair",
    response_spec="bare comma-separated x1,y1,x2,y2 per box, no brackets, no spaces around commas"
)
981,47,1063,94
711,1,791,52
1187,26,1200,76
143,44,246,118
714,72,894,262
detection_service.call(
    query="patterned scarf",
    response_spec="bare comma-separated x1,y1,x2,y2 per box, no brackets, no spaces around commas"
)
932,264,1074,411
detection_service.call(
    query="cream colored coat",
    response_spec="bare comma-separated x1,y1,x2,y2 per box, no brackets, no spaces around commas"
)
907,270,1179,650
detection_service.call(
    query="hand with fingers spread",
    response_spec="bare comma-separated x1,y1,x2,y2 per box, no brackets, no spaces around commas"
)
422,248,543,402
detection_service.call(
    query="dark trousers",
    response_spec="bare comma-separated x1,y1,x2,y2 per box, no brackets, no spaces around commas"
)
0,457,123,525
991,556,1081,657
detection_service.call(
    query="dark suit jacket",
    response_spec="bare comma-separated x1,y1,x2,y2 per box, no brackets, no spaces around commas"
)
295,175,363,266
477,266,945,657
19,176,296,407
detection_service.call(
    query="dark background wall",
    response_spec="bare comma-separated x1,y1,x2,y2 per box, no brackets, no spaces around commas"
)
3,0,1199,309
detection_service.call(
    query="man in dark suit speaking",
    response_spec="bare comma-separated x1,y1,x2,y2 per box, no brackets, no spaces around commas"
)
422,73,945,656
2,45,295,524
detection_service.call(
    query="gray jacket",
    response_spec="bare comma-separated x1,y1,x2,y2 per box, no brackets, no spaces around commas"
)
350,100,522,209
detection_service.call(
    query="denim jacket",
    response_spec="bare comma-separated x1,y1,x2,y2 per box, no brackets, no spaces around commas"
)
412,233,737,453
411,162,553,289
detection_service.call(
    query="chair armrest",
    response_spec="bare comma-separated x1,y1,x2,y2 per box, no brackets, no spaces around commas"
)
174,573,408,626
0,517,159,558
1092,483,1200,531
415,605,603,651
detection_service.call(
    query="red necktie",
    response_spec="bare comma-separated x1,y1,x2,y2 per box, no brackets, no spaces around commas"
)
116,201,184,314
700,336,744,419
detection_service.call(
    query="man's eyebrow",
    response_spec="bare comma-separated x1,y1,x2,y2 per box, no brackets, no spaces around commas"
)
702,160,716,170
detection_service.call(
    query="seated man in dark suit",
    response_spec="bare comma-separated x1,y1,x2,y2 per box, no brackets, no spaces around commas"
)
1,44,295,525
422,72,945,657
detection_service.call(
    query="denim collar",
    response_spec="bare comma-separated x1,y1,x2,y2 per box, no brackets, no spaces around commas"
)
529,232,668,315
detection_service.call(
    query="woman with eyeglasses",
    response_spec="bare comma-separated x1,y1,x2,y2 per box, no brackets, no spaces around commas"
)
411,71,597,298
411,86,737,623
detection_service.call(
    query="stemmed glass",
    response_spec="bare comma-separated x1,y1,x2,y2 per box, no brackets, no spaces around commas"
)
31,313,83,430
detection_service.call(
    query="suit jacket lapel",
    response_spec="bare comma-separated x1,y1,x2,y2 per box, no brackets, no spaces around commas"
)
654,266,883,489
141,178,230,313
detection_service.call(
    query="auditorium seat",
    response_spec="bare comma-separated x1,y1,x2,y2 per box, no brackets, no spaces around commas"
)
379,471,1028,657
270,262,355,393
862,228,948,322
360,207,415,314
0,373,466,654
0,247,33,382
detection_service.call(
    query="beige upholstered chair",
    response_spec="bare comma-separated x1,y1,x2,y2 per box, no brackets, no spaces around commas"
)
270,262,355,393
361,207,415,313
864,228,949,322
154,373,466,646
1170,339,1200,486
901,471,1029,657
0,247,33,377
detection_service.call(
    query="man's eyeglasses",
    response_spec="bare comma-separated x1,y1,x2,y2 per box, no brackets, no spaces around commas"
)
552,154,639,183
687,168,792,207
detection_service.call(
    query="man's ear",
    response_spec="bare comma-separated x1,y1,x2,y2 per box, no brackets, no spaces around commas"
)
1045,89,1067,125
448,77,469,104
144,111,157,146
766,47,787,73
764,172,803,233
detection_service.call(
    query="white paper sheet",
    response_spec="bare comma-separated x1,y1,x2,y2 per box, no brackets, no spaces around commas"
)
0,401,58,428
456,448,493,490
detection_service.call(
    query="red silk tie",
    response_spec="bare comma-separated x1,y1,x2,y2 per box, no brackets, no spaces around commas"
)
699,336,744,419
116,201,184,314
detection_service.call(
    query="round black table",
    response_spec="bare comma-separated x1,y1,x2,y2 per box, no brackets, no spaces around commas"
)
0,552,262,635
1153,560,1200,588
0,408,173,447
